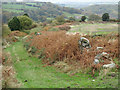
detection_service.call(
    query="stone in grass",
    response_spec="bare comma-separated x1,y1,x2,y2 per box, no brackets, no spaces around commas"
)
24,80,28,82
67,86,70,88
108,72,117,77
103,61,115,69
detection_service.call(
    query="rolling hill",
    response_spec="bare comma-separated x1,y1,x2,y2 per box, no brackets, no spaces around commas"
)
2,2,82,23
2,2,118,23
57,2,118,19
81,4,118,19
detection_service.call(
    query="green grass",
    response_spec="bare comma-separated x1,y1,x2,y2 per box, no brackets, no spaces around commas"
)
30,26,43,33
2,3,38,13
69,23,118,35
26,3,37,5
2,24,11,38
4,9,24,13
63,12,83,18
3,4,37,9
4,41,118,88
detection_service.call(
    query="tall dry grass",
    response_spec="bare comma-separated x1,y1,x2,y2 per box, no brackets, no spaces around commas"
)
25,31,118,70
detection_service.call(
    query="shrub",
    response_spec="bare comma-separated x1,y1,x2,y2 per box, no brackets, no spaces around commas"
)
109,19,119,22
7,31,26,37
69,17,76,21
17,15,33,30
23,30,30,34
56,15,65,25
30,22,37,29
31,46,37,54
43,26,52,31
23,13,29,17
88,14,101,21
59,25,71,31
81,16,87,22
24,41,31,50
8,16,21,31
48,27,59,31
8,15,33,31
38,48,45,59
102,13,110,21
51,20,59,26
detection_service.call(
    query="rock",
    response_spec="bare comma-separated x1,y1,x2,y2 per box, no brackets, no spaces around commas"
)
22,35,29,40
111,73,116,77
94,52,110,60
78,37,91,53
14,36,20,39
67,86,70,88
94,52,113,66
94,59,99,64
95,53,102,59
108,72,117,77
24,80,27,82
103,61,115,69
101,52,109,56
3,46,7,49
28,48,31,52
97,47,103,50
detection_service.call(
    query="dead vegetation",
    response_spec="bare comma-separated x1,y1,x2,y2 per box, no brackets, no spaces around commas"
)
2,52,21,88
24,31,118,74
4,31,27,43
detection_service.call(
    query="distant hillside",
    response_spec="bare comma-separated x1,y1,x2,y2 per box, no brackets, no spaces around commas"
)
2,2,82,23
82,4,118,19
56,2,118,9
56,2,91,9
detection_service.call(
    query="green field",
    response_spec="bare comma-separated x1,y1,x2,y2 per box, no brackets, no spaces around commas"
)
63,12,83,18
2,3,38,13
4,41,118,88
26,3,37,5
4,9,24,13
69,23,118,35
2,2,83,19
3,4,38,9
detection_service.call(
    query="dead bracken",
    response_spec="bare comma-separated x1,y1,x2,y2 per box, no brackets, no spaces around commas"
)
24,31,118,73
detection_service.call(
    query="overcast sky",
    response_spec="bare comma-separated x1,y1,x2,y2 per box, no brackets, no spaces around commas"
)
17,0,120,3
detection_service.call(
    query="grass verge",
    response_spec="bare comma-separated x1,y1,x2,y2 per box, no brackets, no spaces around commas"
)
4,41,118,88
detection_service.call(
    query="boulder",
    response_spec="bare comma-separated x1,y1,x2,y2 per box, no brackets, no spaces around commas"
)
103,61,115,69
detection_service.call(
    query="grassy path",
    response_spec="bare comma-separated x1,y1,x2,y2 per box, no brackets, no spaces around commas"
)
5,41,118,88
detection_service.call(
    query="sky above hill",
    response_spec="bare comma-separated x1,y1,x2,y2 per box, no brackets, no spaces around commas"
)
36,0,119,3
17,0,119,3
